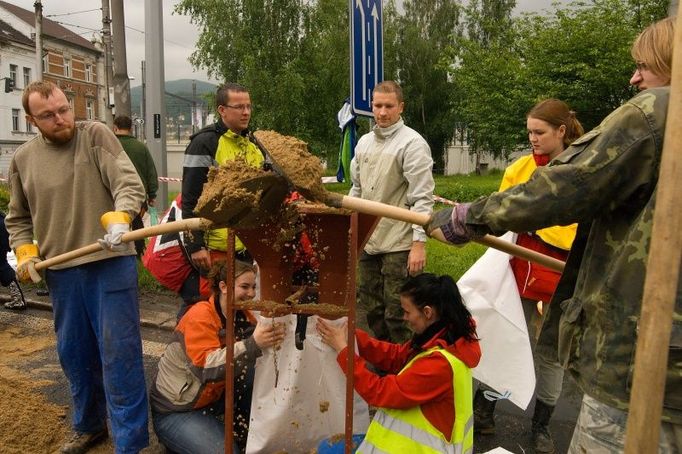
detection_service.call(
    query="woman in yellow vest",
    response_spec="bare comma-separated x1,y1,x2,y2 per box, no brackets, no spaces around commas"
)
317,273,480,453
474,98,583,453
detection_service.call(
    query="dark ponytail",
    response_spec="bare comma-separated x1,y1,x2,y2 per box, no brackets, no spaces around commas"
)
400,273,477,342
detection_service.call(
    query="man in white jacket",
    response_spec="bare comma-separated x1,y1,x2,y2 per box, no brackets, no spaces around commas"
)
350,81,435,343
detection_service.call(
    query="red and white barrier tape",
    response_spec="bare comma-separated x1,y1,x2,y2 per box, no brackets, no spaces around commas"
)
0,175,457,207
434,195,456,206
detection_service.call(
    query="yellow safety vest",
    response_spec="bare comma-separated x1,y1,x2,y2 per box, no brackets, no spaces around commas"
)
206,130,264,252
358,347,474,454
499,154,576,251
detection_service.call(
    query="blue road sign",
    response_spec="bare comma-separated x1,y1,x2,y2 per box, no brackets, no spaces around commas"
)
350,0,383,117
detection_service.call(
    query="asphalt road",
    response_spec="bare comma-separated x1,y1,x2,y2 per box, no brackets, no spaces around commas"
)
0,303,582,454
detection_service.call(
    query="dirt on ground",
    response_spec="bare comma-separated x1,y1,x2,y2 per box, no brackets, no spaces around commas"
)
0,325,69,454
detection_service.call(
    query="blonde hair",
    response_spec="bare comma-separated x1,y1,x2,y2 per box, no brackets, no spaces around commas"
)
373,80,404,103
631,17,675,84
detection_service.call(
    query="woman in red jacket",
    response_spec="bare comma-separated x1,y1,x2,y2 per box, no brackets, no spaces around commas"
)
317,273,480,453
474,99,583,454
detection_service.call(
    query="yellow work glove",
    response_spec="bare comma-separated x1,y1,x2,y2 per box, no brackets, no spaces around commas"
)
98,211,131,252
15,243,42,283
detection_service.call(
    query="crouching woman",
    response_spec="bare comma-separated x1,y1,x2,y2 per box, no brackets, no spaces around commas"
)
150,260,285,453
317,273,480,453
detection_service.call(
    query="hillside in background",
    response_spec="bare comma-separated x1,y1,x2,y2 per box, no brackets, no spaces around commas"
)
131,79,217,124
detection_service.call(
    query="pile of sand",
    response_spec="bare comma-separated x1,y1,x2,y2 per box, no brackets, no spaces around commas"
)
195,157,287,227
253,130,327,201
0,326,69,453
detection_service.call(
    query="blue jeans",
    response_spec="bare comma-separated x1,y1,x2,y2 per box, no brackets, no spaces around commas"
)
152,404,239,454
46,256,149,453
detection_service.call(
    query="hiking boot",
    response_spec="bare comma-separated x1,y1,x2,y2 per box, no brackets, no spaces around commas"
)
4,280,27,310
60,428,108,454
473,388,497,435
532,400,556,453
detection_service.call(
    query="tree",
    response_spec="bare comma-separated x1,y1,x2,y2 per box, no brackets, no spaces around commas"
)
447,0,524,158
387,0,463,173
176,1,310,141
448,0,668,159
517,0,650,131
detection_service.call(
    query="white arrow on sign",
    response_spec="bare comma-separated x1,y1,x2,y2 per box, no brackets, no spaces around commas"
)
371,3,379,87
356,0,367,101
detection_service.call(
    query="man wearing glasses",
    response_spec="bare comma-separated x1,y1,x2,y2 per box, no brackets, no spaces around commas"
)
5,81,149,453
180,83,261,305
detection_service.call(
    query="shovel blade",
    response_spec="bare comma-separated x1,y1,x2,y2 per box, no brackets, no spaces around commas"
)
195,174,289,229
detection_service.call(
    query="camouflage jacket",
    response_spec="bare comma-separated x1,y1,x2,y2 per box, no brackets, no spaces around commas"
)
465,87,681,423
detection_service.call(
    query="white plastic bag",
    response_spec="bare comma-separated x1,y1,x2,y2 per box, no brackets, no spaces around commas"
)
246,314,370,453
457,232,536,410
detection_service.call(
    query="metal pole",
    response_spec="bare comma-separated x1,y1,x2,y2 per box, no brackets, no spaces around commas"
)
34,0,43,82
192,80,197,134
140,60,146,141
111,0,131,117
144,0,168,210
101,0,114,126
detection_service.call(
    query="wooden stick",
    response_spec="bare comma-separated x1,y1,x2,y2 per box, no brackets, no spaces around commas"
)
328,193,566,272
35,218,210,271
624,13,682,453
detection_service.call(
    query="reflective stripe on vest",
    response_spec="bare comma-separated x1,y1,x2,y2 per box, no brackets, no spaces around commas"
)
358,347,474,454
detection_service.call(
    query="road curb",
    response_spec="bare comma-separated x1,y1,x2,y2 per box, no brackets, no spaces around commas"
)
0,295,176,332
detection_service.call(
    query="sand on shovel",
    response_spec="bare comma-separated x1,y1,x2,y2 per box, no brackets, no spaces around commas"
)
195,157,287,228
253,130,328,202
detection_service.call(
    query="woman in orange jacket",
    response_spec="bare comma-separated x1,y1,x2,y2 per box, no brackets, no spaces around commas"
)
150,260,285,453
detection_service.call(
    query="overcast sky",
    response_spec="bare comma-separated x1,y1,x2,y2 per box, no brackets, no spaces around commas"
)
4,0,564,86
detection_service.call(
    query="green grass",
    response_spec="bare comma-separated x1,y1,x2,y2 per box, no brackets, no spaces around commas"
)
425,240,487,281
137,259,166,292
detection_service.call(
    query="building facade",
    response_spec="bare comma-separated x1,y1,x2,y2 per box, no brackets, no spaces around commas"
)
0,0,104,177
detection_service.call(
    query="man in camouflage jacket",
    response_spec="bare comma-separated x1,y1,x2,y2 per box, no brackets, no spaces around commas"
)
429,86,681,450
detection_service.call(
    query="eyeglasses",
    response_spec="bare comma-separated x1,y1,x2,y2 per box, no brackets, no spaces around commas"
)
33,105,72,122
635,61,649,73
223,104,253,112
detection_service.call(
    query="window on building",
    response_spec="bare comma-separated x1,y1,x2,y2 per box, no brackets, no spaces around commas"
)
64,58,71,78
10,64,18,86
86,100,94,120
12,109,20,131
23,67,31,87
42,54,48,73
85,64,92,82
26,118,32,133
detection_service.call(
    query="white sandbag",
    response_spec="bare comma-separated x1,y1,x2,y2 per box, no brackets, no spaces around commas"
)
457,232,536,410
246,314,370,453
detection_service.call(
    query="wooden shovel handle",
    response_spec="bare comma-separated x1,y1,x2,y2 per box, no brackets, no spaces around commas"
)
35,218,210,271
329,193,565,272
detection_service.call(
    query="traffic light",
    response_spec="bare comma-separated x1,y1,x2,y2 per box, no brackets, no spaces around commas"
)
4,78,15,93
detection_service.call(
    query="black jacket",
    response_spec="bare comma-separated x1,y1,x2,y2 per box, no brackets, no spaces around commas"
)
181,119,228,254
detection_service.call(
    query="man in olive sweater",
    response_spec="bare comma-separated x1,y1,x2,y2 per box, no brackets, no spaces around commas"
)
6,81,149,454
113,115,158,257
